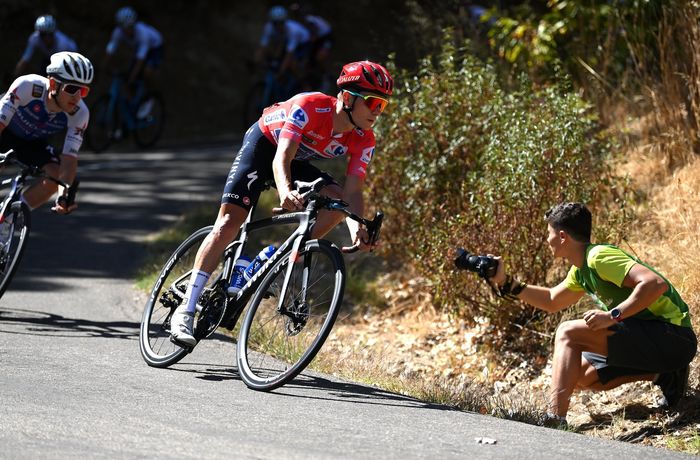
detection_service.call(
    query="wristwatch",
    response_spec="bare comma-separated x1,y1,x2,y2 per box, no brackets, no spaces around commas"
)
610,308,623,322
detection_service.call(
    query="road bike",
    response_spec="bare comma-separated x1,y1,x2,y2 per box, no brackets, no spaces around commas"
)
0,150,79,299
139,178,383,391
86,75,165,153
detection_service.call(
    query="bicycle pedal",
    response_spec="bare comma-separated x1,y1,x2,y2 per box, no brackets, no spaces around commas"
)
169,335,195,351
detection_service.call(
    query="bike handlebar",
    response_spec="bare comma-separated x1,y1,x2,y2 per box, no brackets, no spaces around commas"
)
271,177,384,253
0,149,80,209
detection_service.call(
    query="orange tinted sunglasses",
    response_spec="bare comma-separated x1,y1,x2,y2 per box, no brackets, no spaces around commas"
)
62,83,90,97
346,90,389,113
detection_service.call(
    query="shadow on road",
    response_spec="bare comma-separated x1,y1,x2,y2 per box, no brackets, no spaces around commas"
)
0,307,139,339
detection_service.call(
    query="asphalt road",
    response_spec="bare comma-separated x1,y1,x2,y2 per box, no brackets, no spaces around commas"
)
0,146,692,459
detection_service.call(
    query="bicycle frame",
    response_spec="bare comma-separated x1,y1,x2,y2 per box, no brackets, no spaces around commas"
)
107,76,145,133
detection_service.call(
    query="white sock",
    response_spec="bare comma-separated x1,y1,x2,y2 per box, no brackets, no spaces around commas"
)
179,270,210,315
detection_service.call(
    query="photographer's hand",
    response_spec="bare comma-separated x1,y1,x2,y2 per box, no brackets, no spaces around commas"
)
582,309,616,330
488,255,506,286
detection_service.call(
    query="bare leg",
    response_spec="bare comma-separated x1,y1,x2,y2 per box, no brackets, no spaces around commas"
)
550,319,613,417
22,163,60,209
193,203,249,273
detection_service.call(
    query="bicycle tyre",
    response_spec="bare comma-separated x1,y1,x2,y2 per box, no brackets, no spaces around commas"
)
86,95,115,153
237,239,345,391
133,92,165,149
140,226,226,367
0,202,31,300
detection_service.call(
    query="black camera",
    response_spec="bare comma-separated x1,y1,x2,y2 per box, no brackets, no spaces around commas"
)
454,247,498,279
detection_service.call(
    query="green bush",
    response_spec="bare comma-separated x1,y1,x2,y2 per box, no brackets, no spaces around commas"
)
368,40,628,339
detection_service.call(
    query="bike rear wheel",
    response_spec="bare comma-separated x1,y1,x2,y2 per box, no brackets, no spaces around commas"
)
133,92,165,149
86,95,116,153
0,202,31,299
237,239,345,391
139,226,227,367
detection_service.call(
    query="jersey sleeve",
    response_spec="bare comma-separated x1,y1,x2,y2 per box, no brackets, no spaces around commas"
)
259,23,273,47
345,133,375,179
587,245,637,287
106,28,121,55
0,77,29,127
62,103,90,156
134,25,150,60
563,265,585,292
277,100,313,143
20,34,40,61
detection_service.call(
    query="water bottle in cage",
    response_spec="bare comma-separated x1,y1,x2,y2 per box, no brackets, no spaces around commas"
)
244,245,277,280
227,255,252,295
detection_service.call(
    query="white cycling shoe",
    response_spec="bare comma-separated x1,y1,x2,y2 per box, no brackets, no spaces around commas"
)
170,311,196,346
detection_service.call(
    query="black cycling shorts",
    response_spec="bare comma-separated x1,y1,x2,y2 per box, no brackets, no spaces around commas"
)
583,318,697,384
221,122,337,211
0,130,60,168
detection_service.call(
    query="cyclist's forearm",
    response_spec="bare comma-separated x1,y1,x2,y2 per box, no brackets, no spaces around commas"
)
272,138,298,194
343,190,364,237
57,155,78,190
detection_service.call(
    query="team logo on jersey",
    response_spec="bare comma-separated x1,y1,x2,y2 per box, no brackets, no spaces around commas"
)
306,130,323,139
263,109,286,126
315,107,331,113
324,141,347,157
74,126,85,137
247,171,258,190
360,147,374,164
32,84,44,98
8,90,19,105
288,104,308,129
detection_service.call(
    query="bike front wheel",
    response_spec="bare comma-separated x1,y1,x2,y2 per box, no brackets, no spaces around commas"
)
139,226,226,367
133,92,165,149
237,239,345,391
0,202,31,299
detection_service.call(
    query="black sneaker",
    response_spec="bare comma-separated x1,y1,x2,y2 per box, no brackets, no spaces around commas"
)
654,365,689,409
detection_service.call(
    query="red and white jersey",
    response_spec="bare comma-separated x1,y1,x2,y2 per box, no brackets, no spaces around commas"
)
258,92,376,179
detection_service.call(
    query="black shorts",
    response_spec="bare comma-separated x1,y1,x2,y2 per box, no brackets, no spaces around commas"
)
0,130,60,168
221,122,337,211
583,318,697,384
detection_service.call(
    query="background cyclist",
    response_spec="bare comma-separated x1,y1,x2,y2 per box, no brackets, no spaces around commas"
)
170,61,394,346
104,5,164,106
14,15,78,78
289,3,334,91
0,52,93,214
255,5,311,98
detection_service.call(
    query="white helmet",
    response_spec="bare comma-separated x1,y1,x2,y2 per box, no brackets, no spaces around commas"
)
35,15,56,33
269,6,287,21
116,6,137,27
46,52,94,85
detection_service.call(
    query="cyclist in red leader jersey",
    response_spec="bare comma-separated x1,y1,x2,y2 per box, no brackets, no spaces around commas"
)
170,61,394,345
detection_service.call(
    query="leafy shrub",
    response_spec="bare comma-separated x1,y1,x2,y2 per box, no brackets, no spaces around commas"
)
368,39,628,339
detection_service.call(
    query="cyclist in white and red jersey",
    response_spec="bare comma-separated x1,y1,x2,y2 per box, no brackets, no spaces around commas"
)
0,52,93,214
170,61,394,346
256,6,311,83
105,6,164,87
14,15,78,77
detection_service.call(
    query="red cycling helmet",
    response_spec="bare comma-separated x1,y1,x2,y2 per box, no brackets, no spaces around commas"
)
337,61,393,97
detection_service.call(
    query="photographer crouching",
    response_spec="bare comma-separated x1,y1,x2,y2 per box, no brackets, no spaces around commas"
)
456,202,697,428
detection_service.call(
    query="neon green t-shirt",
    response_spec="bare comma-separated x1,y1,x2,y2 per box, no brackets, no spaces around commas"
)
563,244,692,327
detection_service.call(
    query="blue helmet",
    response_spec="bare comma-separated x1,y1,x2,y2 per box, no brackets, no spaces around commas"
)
115,6,137,27
268,6,287,22
35,15,57,33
